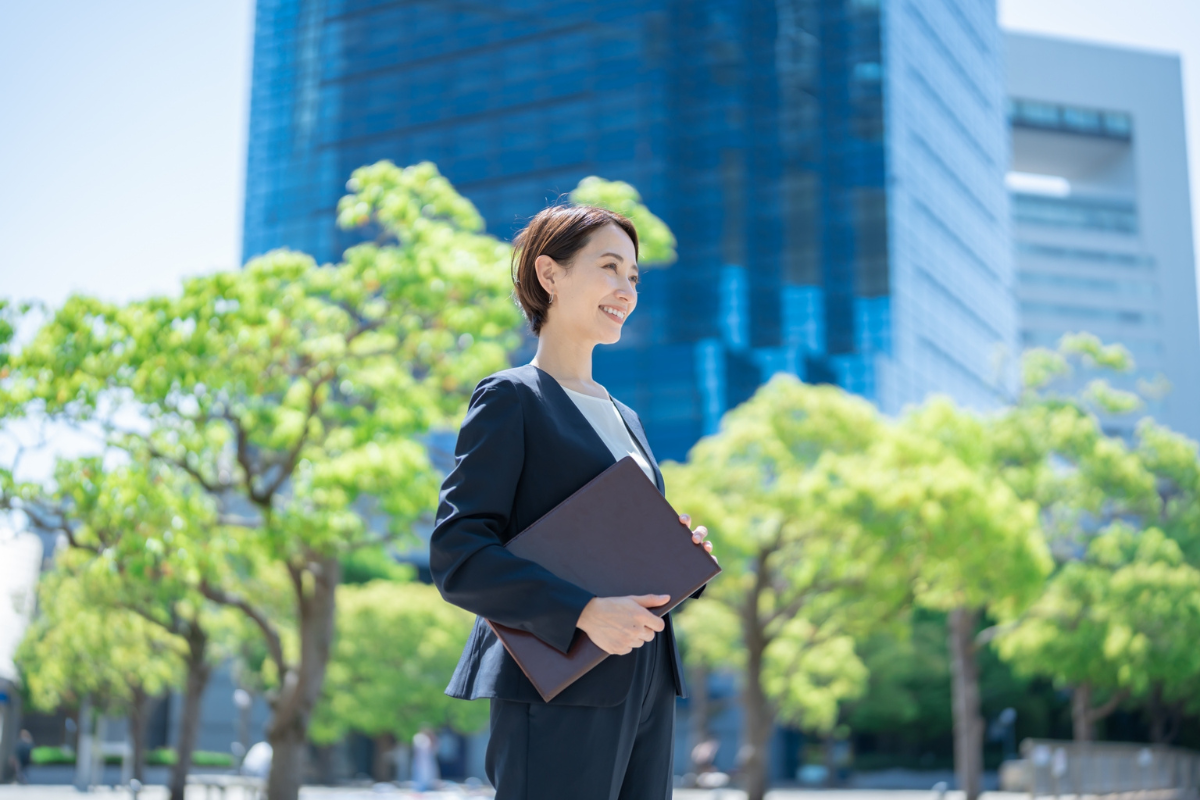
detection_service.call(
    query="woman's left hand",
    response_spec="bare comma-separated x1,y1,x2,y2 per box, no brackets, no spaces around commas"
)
680,513,717,563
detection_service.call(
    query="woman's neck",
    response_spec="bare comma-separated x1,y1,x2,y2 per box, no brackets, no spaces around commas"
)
530,330,604,396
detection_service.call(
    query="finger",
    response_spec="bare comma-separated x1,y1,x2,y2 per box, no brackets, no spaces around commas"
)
633,594,670,607
679,513,691,526
704,542,713,553
642,613,666,632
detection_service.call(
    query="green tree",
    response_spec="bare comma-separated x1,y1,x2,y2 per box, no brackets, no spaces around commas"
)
310,581,486,780
823,398,1053,800
996,523,1200,743
664,375,909,800
1137,419,1200,561
1132,420,1200,739
985,335,1177,743
5,162,677,800
7,161,516,800
5,456,232,799
16,567,182,781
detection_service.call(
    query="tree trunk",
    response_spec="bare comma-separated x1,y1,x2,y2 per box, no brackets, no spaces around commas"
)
1072,683,1127,742
1145,683,1181,744
948,606,983,800
372,733,396,782
128,685,151,782
74,695,94,792
169,623,212,800
1148,683,1165,743
740,601,773,800
1072,683,1096,742
266,556,341,800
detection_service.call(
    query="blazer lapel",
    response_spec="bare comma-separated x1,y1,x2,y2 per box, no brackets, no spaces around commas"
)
612,400,665,495
526,365,665,496
529,365,621,464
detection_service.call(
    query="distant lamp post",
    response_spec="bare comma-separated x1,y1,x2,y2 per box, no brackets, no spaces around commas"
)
233,689,252,767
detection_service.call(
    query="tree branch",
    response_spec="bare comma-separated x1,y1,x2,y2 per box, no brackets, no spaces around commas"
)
142,442,222,494
122,598,184,638
21,502,100,554
257,374,330,502
287,560,306,606
231,418,261,504
1086,688,1130,723
200,580,286,677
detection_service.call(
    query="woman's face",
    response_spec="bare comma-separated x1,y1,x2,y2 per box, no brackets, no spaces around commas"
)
537,223,639,345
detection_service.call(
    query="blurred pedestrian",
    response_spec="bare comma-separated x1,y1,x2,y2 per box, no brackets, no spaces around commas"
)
412,728,439,792
13,730,34,784
240,740,272,780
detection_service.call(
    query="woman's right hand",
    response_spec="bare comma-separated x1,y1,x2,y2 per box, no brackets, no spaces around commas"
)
576,594,669,655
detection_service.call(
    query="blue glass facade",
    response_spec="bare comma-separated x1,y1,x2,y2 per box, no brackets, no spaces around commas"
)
243,0,1015,462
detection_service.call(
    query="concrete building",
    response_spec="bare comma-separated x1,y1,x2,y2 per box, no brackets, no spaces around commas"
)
1006,32,1200,440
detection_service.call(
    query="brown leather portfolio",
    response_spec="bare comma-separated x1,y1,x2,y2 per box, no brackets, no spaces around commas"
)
487,455,722,702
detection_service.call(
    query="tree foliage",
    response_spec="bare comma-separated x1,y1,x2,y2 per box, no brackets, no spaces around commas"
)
568,177,676,266
16,568,181,715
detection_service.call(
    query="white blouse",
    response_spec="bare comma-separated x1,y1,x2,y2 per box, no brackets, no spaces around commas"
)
561,387,657,485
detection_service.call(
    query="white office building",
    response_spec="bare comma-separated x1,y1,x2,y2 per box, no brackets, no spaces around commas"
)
1005,32,1200,440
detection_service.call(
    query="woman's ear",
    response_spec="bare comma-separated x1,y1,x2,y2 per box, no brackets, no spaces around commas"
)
534,254,558,297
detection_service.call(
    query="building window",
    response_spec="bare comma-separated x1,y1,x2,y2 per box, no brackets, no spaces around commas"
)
1015,242,1154,269
1008,97,1133,141
1012,194,1138,234
1017,271,1158,296
1019,302,1160,326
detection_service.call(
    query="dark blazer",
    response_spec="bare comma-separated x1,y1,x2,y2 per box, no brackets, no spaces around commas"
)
430,363,700,707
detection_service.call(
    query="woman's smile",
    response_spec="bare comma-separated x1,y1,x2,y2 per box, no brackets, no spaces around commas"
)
600,304,627,323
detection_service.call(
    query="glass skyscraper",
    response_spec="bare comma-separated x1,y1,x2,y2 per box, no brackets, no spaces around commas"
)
243,0,1016,462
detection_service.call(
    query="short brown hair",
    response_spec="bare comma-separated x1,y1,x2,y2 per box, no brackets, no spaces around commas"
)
511,205,639,336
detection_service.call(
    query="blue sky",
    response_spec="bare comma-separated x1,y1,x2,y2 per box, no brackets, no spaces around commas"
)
0,1,254,309
0,0,1198,311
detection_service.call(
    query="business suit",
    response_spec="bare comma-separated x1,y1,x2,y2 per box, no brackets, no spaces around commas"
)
430,363,699,798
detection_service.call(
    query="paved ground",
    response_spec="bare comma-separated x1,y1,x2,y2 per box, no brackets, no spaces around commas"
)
0,786,1033,800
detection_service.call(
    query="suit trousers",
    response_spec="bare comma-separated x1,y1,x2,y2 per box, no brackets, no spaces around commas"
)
484,628,676,800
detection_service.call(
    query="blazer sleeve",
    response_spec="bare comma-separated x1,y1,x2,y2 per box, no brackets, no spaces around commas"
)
429,376,595,655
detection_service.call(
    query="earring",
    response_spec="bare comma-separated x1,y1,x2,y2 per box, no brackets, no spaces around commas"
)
549,292,555,305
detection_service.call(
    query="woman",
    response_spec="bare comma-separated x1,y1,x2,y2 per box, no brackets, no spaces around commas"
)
430,204,715,799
